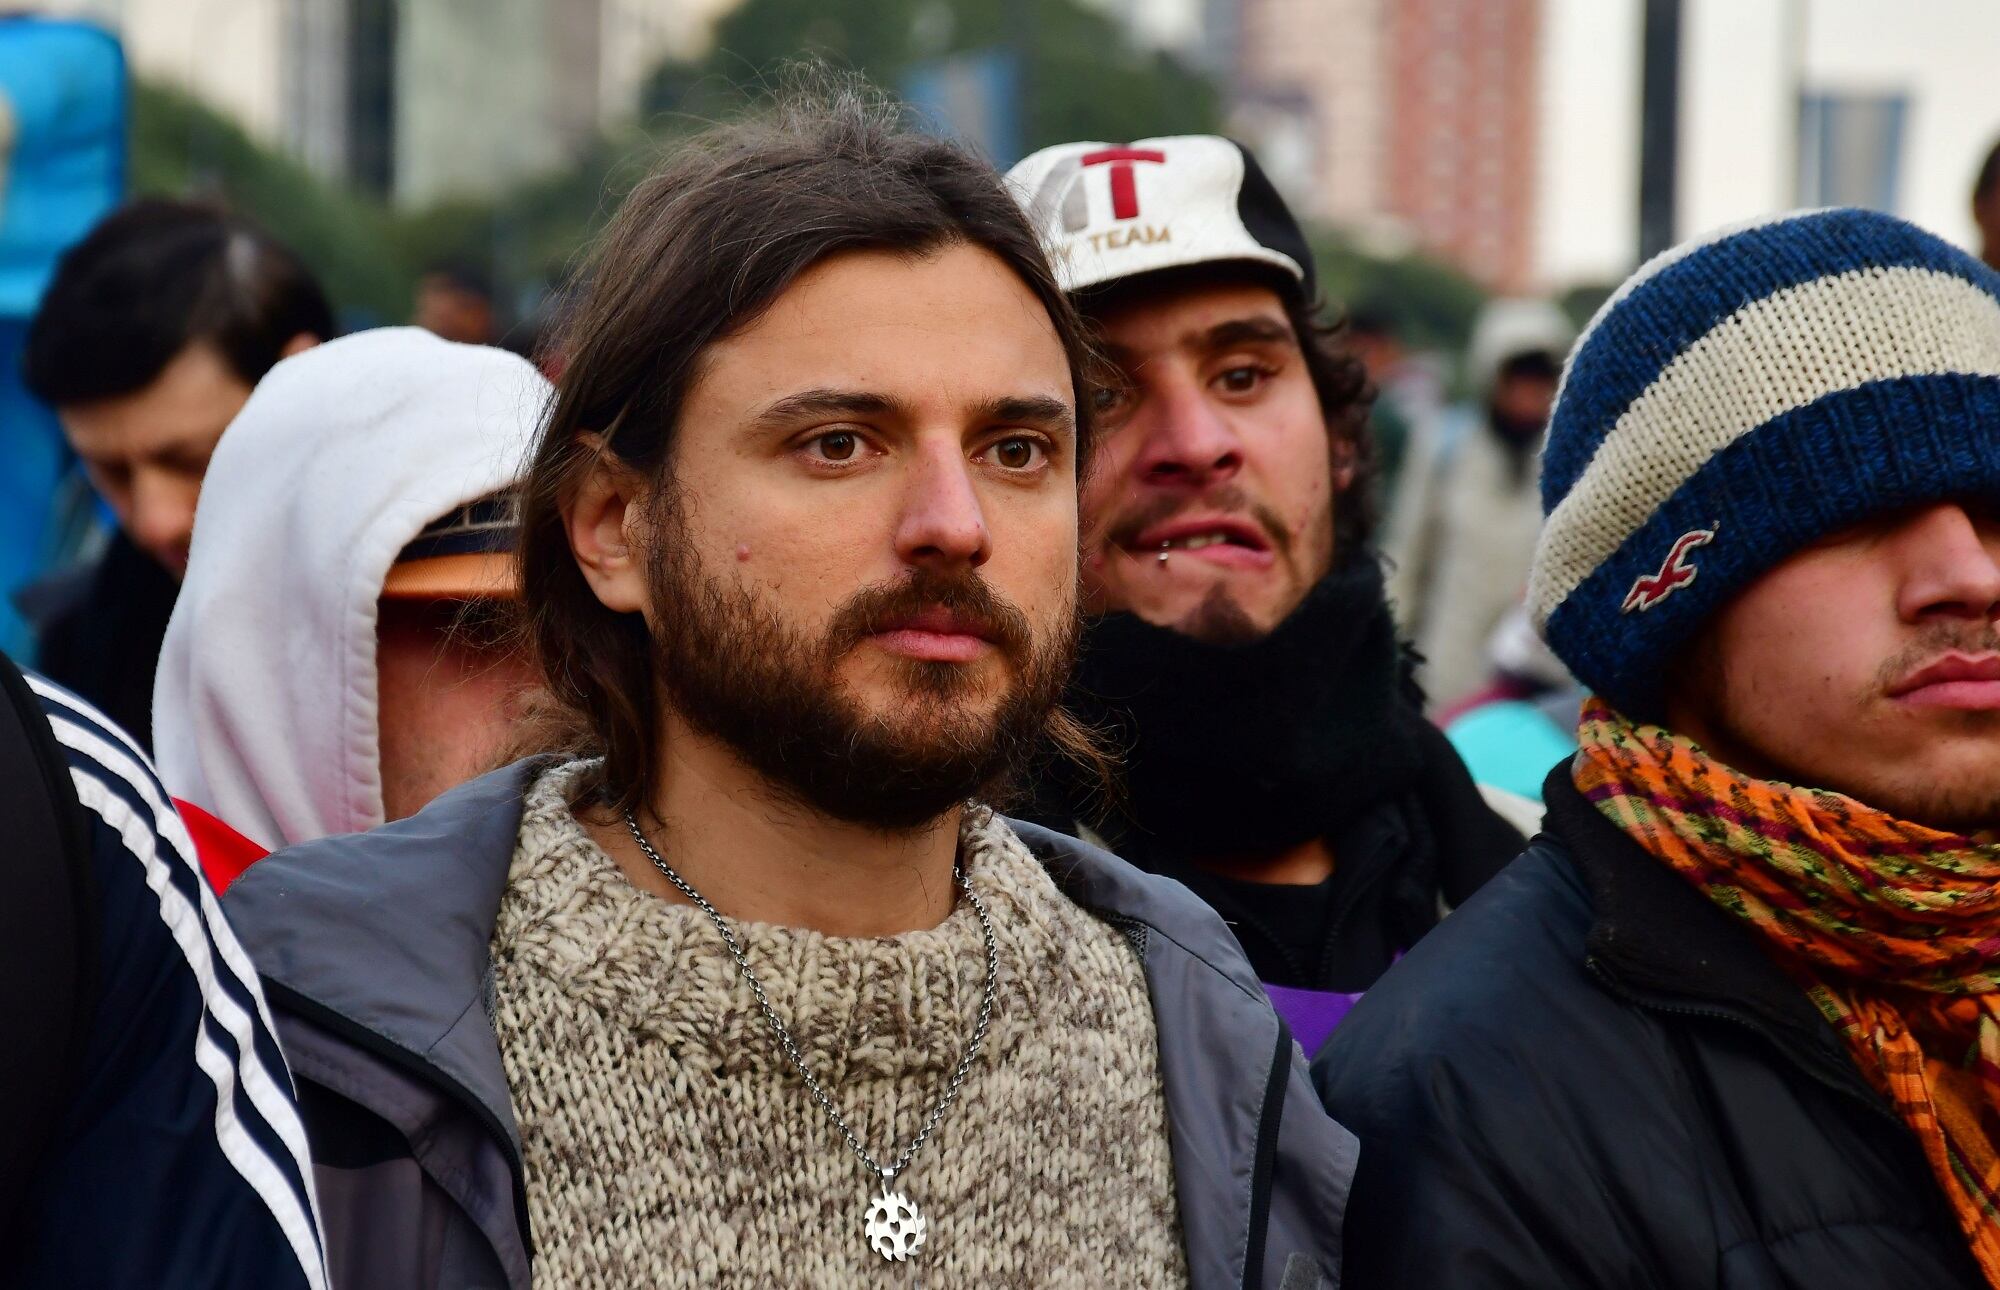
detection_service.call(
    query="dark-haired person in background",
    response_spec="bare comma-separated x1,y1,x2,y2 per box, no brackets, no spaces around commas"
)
1006,136,1523,1056
411,256,497,346
16,199,333,747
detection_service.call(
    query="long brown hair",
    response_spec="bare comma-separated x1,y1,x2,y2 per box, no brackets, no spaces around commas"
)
518,78,1112,816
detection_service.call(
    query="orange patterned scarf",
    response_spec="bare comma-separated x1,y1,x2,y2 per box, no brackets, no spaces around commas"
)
1575,698,2000,1285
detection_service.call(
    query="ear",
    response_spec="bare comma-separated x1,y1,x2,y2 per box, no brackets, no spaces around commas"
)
1330,432,1359,495
566,435,651,616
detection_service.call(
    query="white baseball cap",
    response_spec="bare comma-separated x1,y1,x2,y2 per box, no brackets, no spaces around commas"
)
1006,135,1317,299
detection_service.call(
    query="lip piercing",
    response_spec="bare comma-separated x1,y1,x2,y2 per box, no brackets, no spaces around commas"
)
1158,541,1170,567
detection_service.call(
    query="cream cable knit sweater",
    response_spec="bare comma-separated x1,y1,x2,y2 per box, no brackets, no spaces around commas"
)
490,761,1189,1288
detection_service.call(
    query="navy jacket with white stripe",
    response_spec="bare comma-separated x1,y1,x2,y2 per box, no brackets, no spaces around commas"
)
4,674,327,1289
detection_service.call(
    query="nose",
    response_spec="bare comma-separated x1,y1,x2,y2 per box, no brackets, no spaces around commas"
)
1128,377,1245,489
893,441,991,570
126,466,199,569
1894,502,2000,625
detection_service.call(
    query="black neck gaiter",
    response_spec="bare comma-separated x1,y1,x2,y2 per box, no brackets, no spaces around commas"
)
1062,555,1424,860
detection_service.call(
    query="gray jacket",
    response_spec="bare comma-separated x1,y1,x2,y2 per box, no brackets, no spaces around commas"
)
224,760,1358,1289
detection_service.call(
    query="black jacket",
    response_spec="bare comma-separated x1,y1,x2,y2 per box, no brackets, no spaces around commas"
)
0,658,321,1286
1127,716,1519,993
1313,763,1984,1289
1032,559,1522,1000
15,533,177,752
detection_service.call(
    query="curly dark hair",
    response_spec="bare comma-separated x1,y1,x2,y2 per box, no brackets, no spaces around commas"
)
25,198,335,408
1285,291,1380,554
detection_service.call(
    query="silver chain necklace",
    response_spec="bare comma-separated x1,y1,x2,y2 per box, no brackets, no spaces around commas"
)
622,809,999,1263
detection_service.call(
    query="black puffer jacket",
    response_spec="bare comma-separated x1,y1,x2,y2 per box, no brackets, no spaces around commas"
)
1313,763,1985,1289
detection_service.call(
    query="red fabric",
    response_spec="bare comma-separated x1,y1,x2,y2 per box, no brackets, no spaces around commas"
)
173,797,270,894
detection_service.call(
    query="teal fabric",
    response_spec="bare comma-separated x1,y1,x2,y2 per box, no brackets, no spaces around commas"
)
0,19,127,656
1447,700,1575,803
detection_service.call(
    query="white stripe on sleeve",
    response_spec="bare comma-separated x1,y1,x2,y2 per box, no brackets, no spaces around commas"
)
33,694,327,1290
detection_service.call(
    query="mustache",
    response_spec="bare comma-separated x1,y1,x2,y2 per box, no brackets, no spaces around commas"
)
1874,622,2000,691
1100,484,1292,557
826,569,1037,660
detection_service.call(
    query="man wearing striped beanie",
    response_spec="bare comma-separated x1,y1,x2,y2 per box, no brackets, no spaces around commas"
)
1316,208,2000,1288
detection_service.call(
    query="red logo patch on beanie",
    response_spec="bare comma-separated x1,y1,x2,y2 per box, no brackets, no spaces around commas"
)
1623,526,1717,613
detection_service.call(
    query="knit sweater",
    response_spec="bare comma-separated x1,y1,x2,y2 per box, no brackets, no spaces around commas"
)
490,761,1189,1288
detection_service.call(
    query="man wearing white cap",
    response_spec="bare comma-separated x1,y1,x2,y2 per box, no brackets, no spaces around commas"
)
152,327,554,884
1008,136,1522,1054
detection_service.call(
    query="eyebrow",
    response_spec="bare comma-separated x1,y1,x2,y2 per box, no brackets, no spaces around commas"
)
977,394,1076,435
1192,316,1295,353
750,388,910,428
1099,314,1297,369
750,388,1074,435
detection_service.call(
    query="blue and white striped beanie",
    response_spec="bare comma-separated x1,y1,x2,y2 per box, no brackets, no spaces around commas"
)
1530,208,2000,716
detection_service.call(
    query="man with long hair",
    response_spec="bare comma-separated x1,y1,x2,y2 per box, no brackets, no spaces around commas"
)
220,88,1355,1288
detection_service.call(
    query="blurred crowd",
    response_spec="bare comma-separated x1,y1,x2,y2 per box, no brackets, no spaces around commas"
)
12,37,2000,1290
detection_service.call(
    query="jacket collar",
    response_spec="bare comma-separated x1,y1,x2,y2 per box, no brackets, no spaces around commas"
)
228,761,1295,1167
1541,760,1876,1100
226,757,557,1153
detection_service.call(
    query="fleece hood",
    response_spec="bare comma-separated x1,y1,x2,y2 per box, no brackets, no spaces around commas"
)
154,327,552,850
1463,297,1576,398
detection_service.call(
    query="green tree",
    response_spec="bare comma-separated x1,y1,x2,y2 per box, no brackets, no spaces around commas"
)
131,0,1226,330
648,0,1221,156
131,80,415,323
1309,226,1489,358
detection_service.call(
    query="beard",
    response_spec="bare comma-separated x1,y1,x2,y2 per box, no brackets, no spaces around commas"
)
644,507,1080,832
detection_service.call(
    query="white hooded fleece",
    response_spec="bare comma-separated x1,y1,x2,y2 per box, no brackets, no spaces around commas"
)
154,327,554,851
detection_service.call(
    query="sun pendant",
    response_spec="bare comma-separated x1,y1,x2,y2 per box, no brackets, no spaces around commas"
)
864,1185,928,1262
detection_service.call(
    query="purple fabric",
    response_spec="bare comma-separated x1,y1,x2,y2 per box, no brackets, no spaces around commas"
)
1262,981,1365,1058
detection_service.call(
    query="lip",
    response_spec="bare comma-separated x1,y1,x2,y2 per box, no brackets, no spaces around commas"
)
867,608,995,663
1124,515,1276,571
1888,652,2000,710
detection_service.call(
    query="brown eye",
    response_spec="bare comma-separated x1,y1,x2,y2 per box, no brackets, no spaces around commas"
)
1218,365,1263,394
992,437,1041,470
815,431,858,461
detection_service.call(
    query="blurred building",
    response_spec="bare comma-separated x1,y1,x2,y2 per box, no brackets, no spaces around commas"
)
1381,0,1539,293
40,0,718,205
1206,0,1545,293
1197,0,2000,296
1538,0,2000,293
